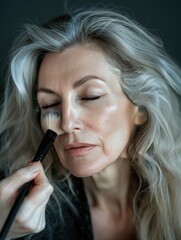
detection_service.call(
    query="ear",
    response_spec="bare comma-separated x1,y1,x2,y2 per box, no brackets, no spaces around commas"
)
134,106,147,125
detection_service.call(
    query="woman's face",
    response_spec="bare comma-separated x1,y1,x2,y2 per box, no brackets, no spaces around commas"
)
37,45,143,177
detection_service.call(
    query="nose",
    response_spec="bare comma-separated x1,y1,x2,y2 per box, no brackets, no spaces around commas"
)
60,100,82,134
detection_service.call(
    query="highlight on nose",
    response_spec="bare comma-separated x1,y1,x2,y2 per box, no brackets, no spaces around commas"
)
60,105,81,134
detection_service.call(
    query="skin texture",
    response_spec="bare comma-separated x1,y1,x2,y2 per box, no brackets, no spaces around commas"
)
0,45,143,239
0,162,53,239
37,45,144,239
37,45,143,178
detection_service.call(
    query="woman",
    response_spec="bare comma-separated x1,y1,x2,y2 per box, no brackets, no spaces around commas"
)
0,8,181,240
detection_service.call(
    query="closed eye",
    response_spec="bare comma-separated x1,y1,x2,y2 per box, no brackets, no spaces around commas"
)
81,96,101,101
41,102,60,109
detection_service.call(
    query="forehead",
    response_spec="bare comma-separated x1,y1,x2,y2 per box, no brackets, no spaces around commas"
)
37,45,118,87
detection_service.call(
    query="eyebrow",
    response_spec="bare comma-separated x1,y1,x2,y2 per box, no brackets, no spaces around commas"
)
37,75,103,94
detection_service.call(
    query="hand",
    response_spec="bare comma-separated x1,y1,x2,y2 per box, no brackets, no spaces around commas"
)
0,162,53,239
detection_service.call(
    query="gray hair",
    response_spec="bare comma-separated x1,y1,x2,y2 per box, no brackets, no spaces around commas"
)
0,9,181,239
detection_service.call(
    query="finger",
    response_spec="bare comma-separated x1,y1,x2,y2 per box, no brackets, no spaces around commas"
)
23,165,54,207
13,167,53,234
0,162,41,202
13,201,47,235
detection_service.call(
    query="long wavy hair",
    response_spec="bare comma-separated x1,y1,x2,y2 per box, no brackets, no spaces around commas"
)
0,8,181,240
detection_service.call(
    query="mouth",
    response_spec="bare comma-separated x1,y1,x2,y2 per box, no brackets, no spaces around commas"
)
64,143,96,156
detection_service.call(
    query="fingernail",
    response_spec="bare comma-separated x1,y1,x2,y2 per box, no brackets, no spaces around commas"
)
27,163,39,172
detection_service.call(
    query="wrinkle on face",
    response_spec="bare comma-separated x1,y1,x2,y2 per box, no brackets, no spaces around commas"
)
37,45,142,177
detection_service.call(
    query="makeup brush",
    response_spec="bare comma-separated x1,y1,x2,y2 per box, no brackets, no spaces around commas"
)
0,112,61,240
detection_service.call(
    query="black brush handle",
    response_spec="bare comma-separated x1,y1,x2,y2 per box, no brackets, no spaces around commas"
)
0,129,57,240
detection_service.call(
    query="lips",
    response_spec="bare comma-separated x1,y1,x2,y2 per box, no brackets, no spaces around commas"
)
65,142,95,150
64,143,96,156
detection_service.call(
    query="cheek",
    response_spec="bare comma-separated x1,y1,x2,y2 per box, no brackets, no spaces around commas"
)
53,141,68,169
96,102,135,158
52,99,136,172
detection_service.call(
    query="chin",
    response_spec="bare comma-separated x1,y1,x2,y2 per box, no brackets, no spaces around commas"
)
68,160,109,178
68,164,104,178
70,168,96,178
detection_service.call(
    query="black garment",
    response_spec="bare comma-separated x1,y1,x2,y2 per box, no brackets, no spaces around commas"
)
15,177,93,240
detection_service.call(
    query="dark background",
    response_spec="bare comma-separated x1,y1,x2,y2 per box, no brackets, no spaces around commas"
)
0,0,181,93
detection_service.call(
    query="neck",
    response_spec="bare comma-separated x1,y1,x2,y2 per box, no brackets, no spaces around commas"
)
83,158,136,212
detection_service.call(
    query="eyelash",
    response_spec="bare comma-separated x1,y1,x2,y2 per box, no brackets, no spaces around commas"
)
81,96,101,101
41,102,60,109
40,95,102,109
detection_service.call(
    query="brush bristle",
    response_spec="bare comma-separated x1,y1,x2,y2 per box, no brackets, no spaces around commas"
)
41,112,61,135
